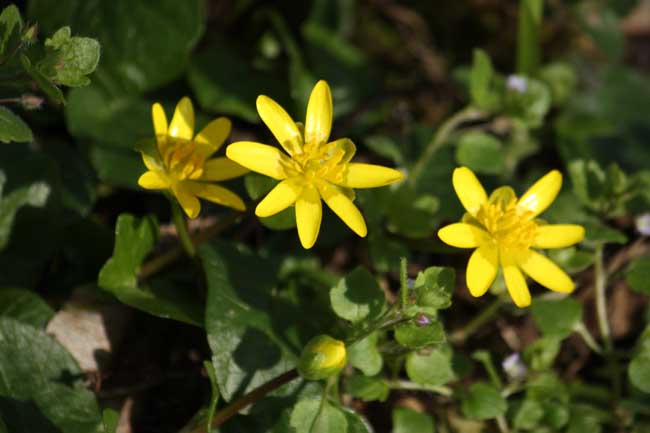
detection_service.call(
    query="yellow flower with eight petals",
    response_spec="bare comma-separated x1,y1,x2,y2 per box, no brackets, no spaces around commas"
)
137,97,248,218
438,167,585,307
226,80,403,249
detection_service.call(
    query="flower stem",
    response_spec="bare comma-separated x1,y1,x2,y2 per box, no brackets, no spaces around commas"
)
400,257,408,310
386,379,453,397
409,106,485,185
573,322,603,355
593,242,622,405
170,199,196,257
187,369,299,433
450,298,502,344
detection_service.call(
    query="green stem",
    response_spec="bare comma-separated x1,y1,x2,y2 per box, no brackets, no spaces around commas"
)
450,298,502,344
574,322,603,355
594,242,621,405
188,369,299,433
409,106,485,185
386,379,453,397
170,199,196,257
400,257,408,310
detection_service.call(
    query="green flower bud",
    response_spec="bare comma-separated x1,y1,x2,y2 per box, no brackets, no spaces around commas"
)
298,335,346,380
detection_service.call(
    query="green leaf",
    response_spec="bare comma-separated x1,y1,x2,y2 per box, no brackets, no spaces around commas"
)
101,409,119,433
368,234,409,273
364,135,404,165
547,247,594,273
40,26,100,87
513,399,544,430
0,317,102,433
330,267,385,323
290,399,348,433
456,132,505,175
98,214,203,326
0,171,49,250
346,374,389,402
347,332,383,376
0,288,54,328
531,297,583,339
625,256,650,295
629,355,650,394
392,407,435,433
386,185,439,239
0,4,22,58
405,348,454,386
395,321,445,349
523,336,561,371
583,221,627,245
28,0,204,94
201,242,296,402
188,45,284,123
469,49,501,111
461,382,507,420
540,62,577,106
505,77,551,128
20,54,66,104
0,106,32,143
568,159,607,209
413,266,454,312
516,0,543,75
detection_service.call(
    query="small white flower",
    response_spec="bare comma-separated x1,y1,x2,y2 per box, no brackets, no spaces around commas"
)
507,75,528,93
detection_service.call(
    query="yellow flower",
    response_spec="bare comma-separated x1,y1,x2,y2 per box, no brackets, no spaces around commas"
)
137,97,248,218
226,80,403,249
438,167,585,307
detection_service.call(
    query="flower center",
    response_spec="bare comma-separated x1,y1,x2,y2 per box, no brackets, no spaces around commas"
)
161,138,206,181
475,186,537,250
294,140,348,183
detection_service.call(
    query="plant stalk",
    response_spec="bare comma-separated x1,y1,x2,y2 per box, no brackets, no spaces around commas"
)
170,199,196,257
450,298,502,343
409,106,485,185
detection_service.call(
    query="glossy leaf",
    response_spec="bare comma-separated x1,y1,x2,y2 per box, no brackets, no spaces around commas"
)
531,298,583,339
0,171,49,250
456,132,505,175
392,407,435,433
0,288,54,328
0,317,102,433
98,213,203,326
28,0,204,93
330,267,385,323
0,106,32,143
461,382,507,420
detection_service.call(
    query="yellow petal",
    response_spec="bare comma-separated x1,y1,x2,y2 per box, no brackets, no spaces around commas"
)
256,95,303,156
438,223,490,248
256,179,303,217
152,102,168,138
304,80,332,147
226,141,293,180
295,185,322,249
533,224,585,249
184,181,246,212
501,250,531,307
194,117,231,156
169,97,195,140
466,244,498,297
138,171,169,190
200,157,249,181
172,183,200,218
518,249,574,293
453,166,488,216
517,170,562,217
317,180,367,237
336,163,403,189
142,153,161,171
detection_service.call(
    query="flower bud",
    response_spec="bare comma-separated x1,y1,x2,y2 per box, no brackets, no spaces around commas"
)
298,335,346,380
22,24,38,44
20,94,44,110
